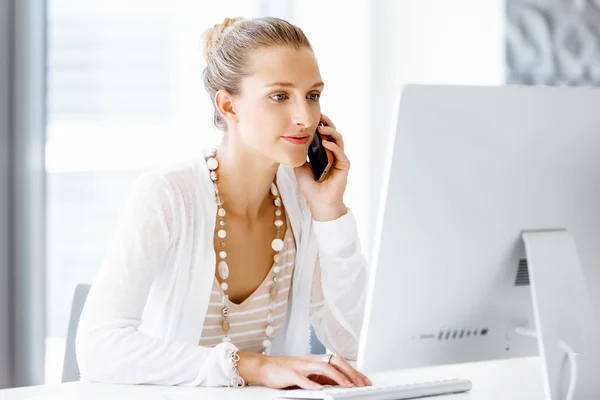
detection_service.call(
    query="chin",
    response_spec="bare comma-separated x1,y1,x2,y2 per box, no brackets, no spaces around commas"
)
276,152,308,168
289,157,308,168
278,156,306,168
272,144,308,168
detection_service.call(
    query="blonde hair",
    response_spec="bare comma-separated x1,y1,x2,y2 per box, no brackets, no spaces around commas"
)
201,17,313,131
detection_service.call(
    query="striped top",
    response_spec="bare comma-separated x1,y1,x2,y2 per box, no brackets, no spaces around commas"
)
198,225,296,353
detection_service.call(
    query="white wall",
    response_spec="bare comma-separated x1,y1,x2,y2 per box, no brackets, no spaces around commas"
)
368,0,506,250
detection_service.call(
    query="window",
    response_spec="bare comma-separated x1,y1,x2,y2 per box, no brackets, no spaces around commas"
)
45,0,264,383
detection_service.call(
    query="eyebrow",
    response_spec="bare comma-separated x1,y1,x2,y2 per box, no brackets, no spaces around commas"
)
264,81,325,89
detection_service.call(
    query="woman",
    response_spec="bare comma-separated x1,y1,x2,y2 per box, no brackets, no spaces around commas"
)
76,16,371,390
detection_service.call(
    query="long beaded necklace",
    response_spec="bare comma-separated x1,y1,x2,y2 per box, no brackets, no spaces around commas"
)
206,149,284,355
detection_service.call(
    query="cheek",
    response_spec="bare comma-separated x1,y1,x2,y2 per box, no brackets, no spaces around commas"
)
251,104,289,135
237,101,266,127
308,100,321,118
237,103,283,142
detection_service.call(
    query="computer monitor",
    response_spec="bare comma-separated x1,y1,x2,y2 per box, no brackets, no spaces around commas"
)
357,84,600,399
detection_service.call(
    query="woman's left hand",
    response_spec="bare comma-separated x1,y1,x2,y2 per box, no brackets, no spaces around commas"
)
294,114,350,221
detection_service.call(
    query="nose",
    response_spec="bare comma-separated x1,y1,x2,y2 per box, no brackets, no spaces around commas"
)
291,98,314,129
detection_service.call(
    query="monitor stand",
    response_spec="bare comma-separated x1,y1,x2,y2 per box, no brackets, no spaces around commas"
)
521,229,600,399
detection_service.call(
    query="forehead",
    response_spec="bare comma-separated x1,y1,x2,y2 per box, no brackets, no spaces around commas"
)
243,46,322,88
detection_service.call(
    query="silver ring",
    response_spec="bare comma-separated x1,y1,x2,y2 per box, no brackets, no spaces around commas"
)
322,354,333,364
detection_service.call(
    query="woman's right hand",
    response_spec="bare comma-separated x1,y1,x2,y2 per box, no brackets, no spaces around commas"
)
236,352,373,390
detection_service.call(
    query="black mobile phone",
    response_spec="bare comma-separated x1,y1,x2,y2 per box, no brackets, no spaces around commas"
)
307,125,333,182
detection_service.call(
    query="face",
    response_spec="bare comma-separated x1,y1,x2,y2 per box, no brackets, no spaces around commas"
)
225,46,324,167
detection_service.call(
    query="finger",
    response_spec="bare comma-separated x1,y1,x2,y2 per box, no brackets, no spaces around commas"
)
332,357,372,386
329,356,372,387
303,362,353,388
320,114,337,130
322,140,350,171
292,372,323,390
307,374,338,386
318,125,345,151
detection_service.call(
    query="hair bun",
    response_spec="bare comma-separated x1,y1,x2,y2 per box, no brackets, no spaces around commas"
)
202,17,244,62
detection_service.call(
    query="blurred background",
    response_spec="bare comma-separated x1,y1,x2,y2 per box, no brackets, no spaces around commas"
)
1,0,599,389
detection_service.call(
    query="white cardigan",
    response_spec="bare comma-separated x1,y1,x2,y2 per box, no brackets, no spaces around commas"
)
75,156,368,387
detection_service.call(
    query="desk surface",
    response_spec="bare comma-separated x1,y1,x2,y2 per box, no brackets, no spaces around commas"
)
0,357,546,400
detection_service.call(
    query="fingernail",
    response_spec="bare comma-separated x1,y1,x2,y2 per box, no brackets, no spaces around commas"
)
315,384,323,390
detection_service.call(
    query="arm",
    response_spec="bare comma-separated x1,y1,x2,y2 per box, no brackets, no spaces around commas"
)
75,172,238,386
308,209,368,360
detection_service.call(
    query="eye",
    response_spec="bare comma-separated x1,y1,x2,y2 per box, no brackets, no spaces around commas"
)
307,93,321,101
270,93,288,101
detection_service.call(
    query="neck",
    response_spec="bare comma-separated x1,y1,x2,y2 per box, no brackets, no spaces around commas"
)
212,134,279,222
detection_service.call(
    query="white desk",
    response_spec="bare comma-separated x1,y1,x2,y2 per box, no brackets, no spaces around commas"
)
0,357,547,400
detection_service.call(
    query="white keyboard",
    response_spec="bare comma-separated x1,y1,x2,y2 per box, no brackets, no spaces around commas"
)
275,378,472,400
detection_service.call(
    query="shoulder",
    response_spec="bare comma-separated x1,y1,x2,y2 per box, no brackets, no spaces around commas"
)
127,156,210,214
139,157,208,196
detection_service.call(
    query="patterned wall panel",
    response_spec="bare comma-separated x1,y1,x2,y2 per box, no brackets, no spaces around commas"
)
507,0,600,85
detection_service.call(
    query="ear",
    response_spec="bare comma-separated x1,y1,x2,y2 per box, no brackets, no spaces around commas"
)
215,89,238,124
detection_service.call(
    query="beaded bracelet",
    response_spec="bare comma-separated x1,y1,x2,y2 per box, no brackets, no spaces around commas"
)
227,349,246,388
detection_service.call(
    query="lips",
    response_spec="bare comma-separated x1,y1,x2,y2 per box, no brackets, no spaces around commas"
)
282,134,310,145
